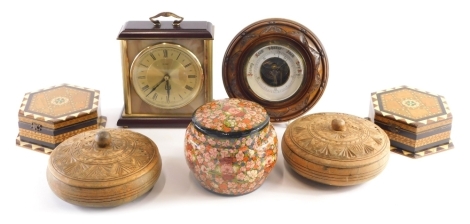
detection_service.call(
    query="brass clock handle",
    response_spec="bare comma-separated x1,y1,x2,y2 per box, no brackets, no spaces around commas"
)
149,12,184,27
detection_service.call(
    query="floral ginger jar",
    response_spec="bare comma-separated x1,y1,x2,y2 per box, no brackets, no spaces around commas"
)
184,98,278,195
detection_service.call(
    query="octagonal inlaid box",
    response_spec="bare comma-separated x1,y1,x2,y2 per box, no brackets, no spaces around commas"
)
17,84,105,152
369,86,453,158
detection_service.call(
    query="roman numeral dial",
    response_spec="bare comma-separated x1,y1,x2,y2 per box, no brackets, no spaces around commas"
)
130,43,203,109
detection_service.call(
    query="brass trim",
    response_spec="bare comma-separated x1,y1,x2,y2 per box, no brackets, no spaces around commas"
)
121,40,132,114
149,12,184,26
120,110,193,118
204,39,213,102
118,37,212,122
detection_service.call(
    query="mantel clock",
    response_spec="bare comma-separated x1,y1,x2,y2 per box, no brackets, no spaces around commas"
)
117,12,214,127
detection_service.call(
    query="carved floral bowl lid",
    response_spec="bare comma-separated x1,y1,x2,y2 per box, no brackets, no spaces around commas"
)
46,128,162,207
282,112,390,186
192,98,270,138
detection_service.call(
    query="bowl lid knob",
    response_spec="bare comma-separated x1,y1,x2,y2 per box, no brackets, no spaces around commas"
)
95,130,111,148
331,118,346,131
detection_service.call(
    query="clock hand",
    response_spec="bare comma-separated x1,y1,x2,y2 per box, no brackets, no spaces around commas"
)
146,76,166,97
165,78,171,103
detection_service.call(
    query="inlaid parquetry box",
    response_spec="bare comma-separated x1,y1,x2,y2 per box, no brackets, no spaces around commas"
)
17,84,102,152
369,86,453,158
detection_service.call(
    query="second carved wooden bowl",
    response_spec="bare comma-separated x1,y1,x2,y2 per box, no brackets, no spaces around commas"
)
282,112,390,186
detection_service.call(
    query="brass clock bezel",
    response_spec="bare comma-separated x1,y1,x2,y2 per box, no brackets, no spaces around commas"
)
222,18,328,123
129,42,204,110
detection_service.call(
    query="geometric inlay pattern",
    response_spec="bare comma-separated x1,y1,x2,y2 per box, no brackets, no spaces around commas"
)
371,86,452,126
379,89,443,120
390,139,454,159
18,84,100,123
15,116,108,154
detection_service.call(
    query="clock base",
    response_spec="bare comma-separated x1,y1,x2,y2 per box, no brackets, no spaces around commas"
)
117,107,192,128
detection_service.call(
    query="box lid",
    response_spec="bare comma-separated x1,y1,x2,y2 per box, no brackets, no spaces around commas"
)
371,86,452,132
18,84,100,129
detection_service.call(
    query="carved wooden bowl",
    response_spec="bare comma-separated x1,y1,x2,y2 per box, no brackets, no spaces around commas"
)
282,112,390,186
46,128,162,207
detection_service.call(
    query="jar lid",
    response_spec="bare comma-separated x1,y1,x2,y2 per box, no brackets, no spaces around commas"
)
192,98,269,138
47,128,161,190
284,112,389,162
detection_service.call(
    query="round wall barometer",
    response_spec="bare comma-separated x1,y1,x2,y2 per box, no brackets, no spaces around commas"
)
222,18,328,122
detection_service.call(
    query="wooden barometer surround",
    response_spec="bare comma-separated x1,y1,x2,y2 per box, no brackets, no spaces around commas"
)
222,18,328,122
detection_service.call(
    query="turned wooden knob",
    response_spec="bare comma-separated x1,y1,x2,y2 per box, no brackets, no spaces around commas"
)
331,119,346,131
95,130,111,148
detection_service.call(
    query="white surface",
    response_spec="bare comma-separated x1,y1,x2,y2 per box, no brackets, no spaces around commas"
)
1,0,469,223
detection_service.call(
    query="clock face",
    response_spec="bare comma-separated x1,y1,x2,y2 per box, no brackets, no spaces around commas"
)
244,43,305,102
130,43,203,109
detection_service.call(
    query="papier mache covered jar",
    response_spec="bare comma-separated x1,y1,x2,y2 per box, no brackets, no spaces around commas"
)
184,98,278,195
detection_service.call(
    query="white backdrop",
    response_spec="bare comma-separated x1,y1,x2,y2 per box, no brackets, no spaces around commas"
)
1,0,469,223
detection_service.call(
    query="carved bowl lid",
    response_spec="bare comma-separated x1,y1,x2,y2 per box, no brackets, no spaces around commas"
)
283,112,389,165
192,98,269,138
47,128,161,190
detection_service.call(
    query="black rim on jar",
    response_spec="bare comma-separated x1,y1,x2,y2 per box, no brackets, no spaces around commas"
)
191,116,270,139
